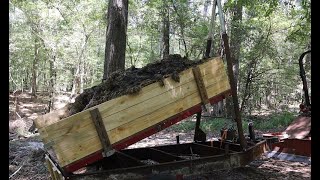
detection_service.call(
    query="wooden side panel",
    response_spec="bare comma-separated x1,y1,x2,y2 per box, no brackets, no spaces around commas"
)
36,57,231,167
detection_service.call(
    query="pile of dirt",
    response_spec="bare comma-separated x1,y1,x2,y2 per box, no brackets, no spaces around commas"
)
9,136,49,180
65,54,207,117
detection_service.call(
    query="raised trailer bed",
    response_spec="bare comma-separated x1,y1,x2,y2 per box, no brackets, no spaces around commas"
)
35,57,232,173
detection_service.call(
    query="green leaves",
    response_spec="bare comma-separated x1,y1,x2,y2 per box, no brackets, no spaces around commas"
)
9,0,311,115
285,0,310,47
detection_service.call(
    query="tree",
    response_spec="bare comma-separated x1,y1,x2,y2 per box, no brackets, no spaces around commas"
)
9,0,311,117
225,0,243,118
161,1,170,59
10,0,44,97
103,0,129,80
31,26,40,97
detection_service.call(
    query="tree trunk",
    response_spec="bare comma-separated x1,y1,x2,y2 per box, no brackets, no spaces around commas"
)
68,67,75,92
171,0,188,57
24,71,29,92
299,50,311,106
225,2,243,118
72,64,81,95
48,55,56,111
265,81,272,109
31,34,40,97
21,77,24,92
149,39,156,62
240,63,253,113
203,0,210,17
80,60,84,93
103,0,128,80
71,32,91,95
161,1,170,59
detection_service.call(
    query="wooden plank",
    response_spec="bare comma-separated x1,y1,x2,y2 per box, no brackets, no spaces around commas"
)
192,66,211,112
192,66,209,105
89,108,114,157
36,57,230,167
54,78,230,166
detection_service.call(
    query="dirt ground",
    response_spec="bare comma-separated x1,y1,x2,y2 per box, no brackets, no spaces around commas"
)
9,92,311,180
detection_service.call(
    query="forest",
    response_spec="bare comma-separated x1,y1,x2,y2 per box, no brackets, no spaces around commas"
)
9,0,311,179
9,0,311,113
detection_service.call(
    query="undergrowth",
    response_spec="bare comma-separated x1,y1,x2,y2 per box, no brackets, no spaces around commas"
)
170,111,297,134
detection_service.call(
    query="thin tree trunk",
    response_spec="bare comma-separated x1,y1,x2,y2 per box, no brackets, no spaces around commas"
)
31,35,39,97
48,55,56,111
161,1,170,59
149,39,156,62
68,67,75,92
240,62,254,113
225,2,243,118
103,0,128,80
21,77,24,92
72,64,81,95
80,60,84,93
71,32,91,95
299,50,311,106
203,0,210,17
171,0,188,57
24,71,29,92
265,81,272,109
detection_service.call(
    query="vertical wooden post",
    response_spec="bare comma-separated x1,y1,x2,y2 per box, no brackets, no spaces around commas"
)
90,108,115,157
192,66,210,108
222,33,247,150
216,0,247,150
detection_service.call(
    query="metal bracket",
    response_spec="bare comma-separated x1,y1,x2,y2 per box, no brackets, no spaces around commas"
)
90,108,115,157
193,112,206,142
192,66,211,112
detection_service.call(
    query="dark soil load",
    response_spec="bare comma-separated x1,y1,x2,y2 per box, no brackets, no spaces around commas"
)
66,54,208,117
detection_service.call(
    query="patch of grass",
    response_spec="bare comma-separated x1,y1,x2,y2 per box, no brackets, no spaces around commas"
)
170,119,196,132
253,111,296,130
200,118,230,132
170,111,297,134
171,117,237,134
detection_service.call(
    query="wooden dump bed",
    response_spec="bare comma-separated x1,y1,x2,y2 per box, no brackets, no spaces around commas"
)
35,57,231,172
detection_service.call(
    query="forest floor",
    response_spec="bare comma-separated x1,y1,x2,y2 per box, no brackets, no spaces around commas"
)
9,92,311,180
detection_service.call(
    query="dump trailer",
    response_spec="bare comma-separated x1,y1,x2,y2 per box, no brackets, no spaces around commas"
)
35,57,235,171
